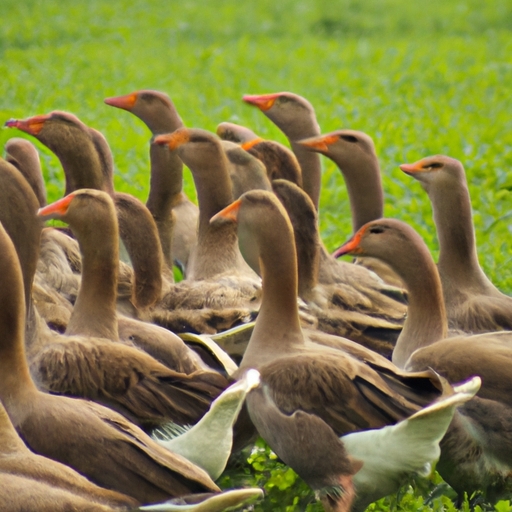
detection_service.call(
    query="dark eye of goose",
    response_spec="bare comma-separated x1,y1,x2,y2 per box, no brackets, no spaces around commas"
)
369,226,385,235
423,162,443,169
340,135,358,143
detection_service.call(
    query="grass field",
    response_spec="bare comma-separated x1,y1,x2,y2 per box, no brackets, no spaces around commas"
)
1,0,512,510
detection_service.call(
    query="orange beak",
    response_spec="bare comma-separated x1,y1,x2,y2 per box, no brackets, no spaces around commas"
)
153,129,190,150
5,114,50,136
243,93,281,111
399,161,424,175
332,227,367,258
241,138,264,151
104,92,138,111
210,199,242,224
37,193,76,220
298,134,339,153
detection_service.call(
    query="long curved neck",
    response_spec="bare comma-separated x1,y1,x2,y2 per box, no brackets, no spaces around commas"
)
390,242,447,368
240,215,303,369
193,155,234,236
89,128,116,195
428,179,491,293
290,140,321,212
146,142,184,270
66,219,119,340
0,227,38,411
273,183,320,299
333,153,383,231
39,126,112,196
269,112,322,211
115,193,163,308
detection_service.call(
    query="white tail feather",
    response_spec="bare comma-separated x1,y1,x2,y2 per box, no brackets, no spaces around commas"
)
152,370,260,480
343,376,480,509
138,488,264,511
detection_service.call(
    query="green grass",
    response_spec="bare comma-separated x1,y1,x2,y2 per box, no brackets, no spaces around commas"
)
1,1,512,510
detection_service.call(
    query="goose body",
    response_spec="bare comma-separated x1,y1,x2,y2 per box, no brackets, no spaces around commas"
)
400,155,512,333
33,190,227,429
0,218,219,502
211,190,471,510
335,217,512,501
242,93,408,336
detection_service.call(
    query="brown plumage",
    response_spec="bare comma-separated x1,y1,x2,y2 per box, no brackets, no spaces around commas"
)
241,138,303,188
0,219,219,502
32,190,227,429
400,155,512,333
211,190,454,510
216,121,260,144
272,179,404,357
221,140,272,199
335,218,512,501
5,112,156,308
0,400,137,510
104,89,199,271
5,137,47,207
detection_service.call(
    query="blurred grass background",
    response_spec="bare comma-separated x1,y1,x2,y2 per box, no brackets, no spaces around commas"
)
1,1,512,509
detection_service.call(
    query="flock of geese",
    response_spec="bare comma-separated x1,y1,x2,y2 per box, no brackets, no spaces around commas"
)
0,89,511,511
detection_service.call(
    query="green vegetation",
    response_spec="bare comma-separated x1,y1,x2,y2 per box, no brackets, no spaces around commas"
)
1,0,512,509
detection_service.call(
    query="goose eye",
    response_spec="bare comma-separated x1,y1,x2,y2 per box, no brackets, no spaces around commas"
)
369,226,385,234
340,135,358,143
424,162,443,170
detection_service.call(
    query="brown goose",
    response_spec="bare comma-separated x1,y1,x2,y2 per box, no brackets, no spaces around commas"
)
4,137,47,207
0,218,219,502
154,128,257,282
400,155,512,332
221,140,272,199
0,400,137,509
104,90,199,271
211,190,476,511
150,128,261,335
297,129,404,288
334,218,512,501
242,93,407,306
240,138,303,187
216,121,260,144
33,189,227,429
6,112,114,195
5,113,159,309
272,179,404,357
243,92,322,209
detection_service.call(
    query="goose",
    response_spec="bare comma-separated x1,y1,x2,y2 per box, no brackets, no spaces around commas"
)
298,129,404,288
211,189,477,511
334,217,512,501
104,90,199,271
400,155,512,332
33,189,227,429
242,93,407,317
5,113,162,310
0,217,219,502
